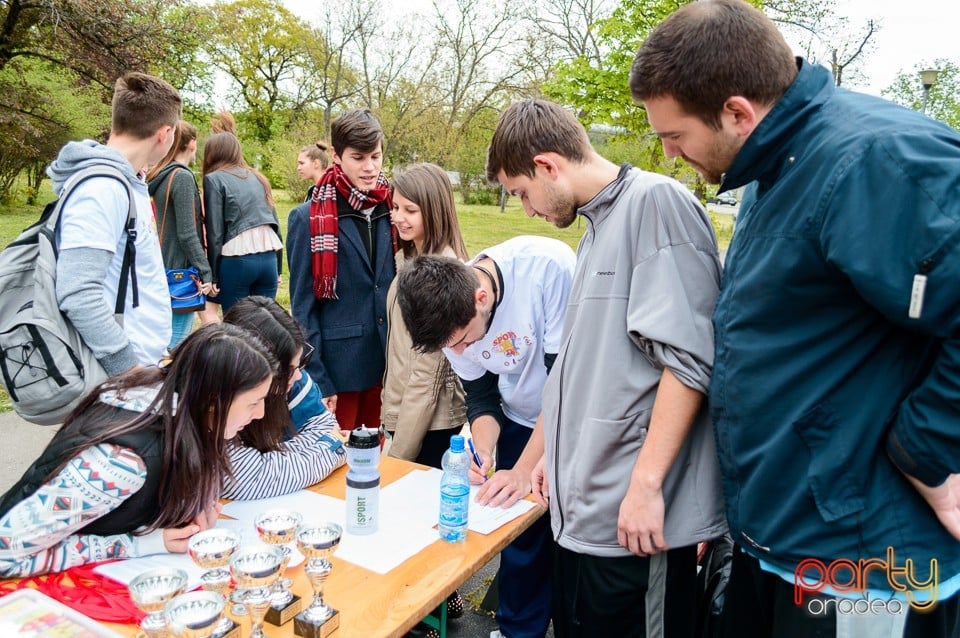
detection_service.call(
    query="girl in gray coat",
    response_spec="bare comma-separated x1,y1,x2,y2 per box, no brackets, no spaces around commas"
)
147,121,212,347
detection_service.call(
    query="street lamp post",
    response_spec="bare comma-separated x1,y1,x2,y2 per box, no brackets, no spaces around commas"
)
920,68,939,115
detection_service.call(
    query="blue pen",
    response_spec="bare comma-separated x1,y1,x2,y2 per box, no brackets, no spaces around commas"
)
467,438,486,480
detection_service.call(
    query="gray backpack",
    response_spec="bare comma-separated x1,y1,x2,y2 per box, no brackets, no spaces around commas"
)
0,166,138,425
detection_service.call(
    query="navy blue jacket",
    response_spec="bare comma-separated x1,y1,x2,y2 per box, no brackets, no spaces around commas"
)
712,59,960,588
287,199,395,396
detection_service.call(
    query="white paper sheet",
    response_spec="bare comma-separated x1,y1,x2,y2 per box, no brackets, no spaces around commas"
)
207,470,537,576
381,468,538,534
220,490,343,524
334,520,439,574
221,488,438,574
94,552,204,591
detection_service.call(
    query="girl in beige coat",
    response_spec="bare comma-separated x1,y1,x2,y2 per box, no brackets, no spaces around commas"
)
382,163,469,467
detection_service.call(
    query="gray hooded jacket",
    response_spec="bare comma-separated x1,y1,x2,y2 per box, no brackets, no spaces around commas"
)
48,140,170,374
541,165,727,558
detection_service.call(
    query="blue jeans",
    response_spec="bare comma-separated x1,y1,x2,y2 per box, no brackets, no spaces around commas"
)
496,417,553,638
215,251,279,313
169,311,196,349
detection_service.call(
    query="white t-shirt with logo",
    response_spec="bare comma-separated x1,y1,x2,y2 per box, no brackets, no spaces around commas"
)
444,236,576,428
58,176,171,366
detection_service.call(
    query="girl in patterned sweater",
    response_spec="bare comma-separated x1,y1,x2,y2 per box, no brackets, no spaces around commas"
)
0,323,277,577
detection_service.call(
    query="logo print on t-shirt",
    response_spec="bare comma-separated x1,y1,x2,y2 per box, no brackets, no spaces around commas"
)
493,331,520,359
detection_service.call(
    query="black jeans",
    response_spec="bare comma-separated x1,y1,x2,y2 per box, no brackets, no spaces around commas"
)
552,543,697,638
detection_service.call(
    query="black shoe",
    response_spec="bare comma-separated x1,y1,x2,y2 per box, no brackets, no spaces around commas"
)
447,589,465,619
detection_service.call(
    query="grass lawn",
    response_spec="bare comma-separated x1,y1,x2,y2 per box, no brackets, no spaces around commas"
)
0,183,733,413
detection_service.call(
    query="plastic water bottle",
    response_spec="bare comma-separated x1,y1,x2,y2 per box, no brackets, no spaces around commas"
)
345,425,380,535
439,435,470,542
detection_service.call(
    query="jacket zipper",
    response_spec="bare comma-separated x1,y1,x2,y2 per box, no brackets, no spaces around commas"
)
366,211,373,254
552,214,597,542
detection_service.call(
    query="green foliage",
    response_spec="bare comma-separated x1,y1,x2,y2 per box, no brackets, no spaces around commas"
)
882,60,960,131
543,0,686,134
542,0,712,184
206,0,334,144
0,0,208,88
151,4,218,113
461,186,500,206
0,0,208,202
0,60,106,202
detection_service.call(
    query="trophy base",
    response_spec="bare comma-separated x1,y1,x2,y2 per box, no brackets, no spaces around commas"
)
265,594,303,626
293,608,340,637
214,618,242,638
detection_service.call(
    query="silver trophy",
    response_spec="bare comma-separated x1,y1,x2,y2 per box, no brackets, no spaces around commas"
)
293,522,343,638
128,567,189,638
229,545,284,638
255,509,304,625
187,528,241,637
164,590,225,638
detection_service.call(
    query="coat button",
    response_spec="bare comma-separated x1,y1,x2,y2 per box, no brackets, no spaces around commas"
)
378,317,384,325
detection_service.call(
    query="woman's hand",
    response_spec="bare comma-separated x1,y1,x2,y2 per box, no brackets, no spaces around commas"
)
193,501,223,531
323,394,338,413
162,524,201,553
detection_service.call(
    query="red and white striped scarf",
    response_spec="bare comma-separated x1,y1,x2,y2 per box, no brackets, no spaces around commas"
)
308,164,392,299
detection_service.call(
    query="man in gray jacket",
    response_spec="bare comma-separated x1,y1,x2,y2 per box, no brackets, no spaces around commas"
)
486,99,726,637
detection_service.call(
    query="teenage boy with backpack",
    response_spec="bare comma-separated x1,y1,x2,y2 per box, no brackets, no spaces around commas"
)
48,72,181,375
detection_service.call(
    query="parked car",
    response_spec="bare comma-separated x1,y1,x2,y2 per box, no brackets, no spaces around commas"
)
715,192,738,206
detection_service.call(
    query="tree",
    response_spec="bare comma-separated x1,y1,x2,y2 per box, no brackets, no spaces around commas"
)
0,2,207,204
542,0,877,198
0,0,208,87
206,0,339,144
773,0,878,87
302,3,366,136
0,59,110,203
0,0,210,203
542,0,684,171
882,60,960,131
426,0,534,165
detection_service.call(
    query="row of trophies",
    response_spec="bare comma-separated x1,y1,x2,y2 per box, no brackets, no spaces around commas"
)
127,510,342,638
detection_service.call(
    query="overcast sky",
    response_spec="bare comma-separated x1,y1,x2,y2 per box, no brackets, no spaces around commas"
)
282,0,959,97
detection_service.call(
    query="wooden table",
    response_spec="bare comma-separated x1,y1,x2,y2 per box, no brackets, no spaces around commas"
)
105,456,544,638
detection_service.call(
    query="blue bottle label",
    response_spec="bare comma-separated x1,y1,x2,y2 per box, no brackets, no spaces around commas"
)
439,484,469,527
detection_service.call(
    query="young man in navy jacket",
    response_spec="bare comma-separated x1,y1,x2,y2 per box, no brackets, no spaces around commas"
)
287,109,395,431
632,1,960,636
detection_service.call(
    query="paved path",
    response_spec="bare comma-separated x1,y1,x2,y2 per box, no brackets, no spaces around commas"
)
0,409,56,494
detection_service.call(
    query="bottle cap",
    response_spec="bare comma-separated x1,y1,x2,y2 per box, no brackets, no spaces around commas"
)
348,424,379,449
450,435,465,452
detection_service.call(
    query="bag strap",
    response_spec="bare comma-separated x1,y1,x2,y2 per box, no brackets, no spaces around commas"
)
49,165,139,316
157,167,184,247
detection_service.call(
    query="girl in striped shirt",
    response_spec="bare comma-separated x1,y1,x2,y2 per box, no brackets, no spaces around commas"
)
222,296,345,500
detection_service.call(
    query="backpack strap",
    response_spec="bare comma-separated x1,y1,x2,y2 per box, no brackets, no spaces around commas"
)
157,167,184,247
49,165,139,316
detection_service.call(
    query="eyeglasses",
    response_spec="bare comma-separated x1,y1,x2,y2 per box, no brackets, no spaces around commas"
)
298,342,314,370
